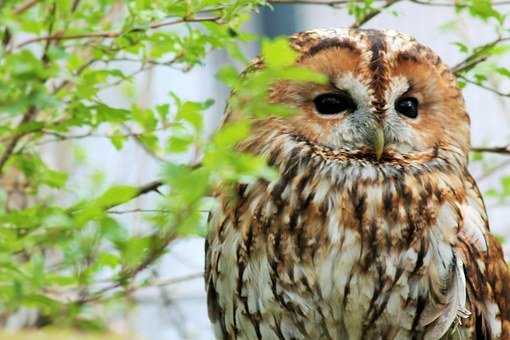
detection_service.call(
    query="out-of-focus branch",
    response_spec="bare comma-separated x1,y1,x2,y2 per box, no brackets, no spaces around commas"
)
108,208,170,214
269,0,510,7
134,180,164,199
409,0,510,6
75,228,177,304
0,5,58,175
451,37,510,76
477,159,510,182
125,162,201,203
460,76,510,97
0,107,37,175
13,0,39,14
35,127,169,146
350,0,401,29
472,145,510,155
108,208,210,214
138,272,203,289
16,16,221,49
45,272,204,304
269,0,351,6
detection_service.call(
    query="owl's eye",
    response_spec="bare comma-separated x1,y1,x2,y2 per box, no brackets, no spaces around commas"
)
313,92,357,115
395,97,419,118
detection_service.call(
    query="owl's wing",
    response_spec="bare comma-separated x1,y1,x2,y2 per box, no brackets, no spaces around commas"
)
204,236,227,339
458,174,510,339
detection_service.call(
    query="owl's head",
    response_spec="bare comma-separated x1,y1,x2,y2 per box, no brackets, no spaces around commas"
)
239,29,470,168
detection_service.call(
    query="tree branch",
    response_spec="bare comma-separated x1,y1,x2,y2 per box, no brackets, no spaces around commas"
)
75,229,176,305
0,106,37,175
268,0,510,6
133,272,203,290
472,145,510,155
108,208,170,214
350,0,401,29
0,4,57,175
269,0,351,6
460,76,510,97
16,16,221,49
13,0,39,14
34,127,168,146
135,180,164,198
409,0,510,6
451,37,510,76
477,159,510,182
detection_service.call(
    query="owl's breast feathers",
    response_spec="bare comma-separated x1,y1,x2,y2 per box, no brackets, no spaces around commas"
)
205,128,510,339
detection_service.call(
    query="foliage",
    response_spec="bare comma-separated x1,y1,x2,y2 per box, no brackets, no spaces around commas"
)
0,0,509,336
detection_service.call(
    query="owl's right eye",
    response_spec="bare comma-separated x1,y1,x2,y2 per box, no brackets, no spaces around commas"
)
313,92,357,115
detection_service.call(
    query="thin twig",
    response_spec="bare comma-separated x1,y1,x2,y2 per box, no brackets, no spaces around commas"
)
34,128,168,146
0,5,58,174
269,0,351,6
477,158,510,182
13,0,39,14
16,16,221,49
350,0,401,29
122,124,166,163
45,272,203,302
451,37,510,76
135,180,164,198
460,76,510,97
108,208,210,214
71,0,81,12
410,0,510,6
108,208,170,214
75,230,176,304
0,106,37,174
472,145,510,155
138,272,203,289
268,0,510,6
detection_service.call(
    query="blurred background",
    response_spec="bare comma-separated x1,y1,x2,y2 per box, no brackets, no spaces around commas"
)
4,1,510,339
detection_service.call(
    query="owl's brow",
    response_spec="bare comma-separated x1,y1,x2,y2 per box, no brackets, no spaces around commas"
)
303,38,359,58
397,50,419,63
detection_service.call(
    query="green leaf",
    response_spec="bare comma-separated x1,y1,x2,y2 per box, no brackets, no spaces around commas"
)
470,151,484,161
496,67,510,78
167,135,193,153
217,65,240,87
156,103,170,121
95,185,138,208
95,252,120,269
453,42,470,54
132,106,157,130
502,176,510,196
110,133,126,150
95,104,131,124
40,169,68,189
465,0,505,24
213,121,250,148
177,101,205,131
278,66,328,84
261,37,297,68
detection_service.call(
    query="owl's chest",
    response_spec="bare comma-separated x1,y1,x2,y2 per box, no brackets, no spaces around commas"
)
207,173,468,339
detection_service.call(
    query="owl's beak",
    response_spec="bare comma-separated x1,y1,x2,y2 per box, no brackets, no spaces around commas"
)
371,126,385,161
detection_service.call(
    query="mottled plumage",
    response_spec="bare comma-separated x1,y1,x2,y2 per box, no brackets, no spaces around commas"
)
205,28,510,339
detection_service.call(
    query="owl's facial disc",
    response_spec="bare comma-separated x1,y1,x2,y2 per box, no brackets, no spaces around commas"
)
271,30,470,165
310,81,385,160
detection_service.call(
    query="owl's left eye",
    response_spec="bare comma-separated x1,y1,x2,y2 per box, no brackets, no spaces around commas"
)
313,92,357,115
395,97,419,118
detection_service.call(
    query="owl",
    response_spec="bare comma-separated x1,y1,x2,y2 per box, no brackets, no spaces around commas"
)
204,28,510,339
